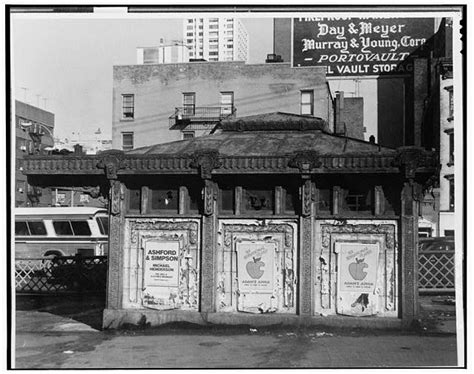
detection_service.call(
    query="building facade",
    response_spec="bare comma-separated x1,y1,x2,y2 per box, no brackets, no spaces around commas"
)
112,62,334,149
420,18,455,237
183,17,249,62
21,113,437,329
15,100,55,207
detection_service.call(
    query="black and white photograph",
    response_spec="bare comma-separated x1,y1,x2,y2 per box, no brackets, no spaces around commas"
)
7,4,468,369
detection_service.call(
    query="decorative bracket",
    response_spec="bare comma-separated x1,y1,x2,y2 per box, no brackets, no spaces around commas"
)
190,149,222,180
288,150,322,173
97,150,125,180
392,146,435,181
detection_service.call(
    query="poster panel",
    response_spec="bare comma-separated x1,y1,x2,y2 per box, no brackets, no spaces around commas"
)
236,241,275,293
337,242,379,293
293,17,435,76
143,241,180,288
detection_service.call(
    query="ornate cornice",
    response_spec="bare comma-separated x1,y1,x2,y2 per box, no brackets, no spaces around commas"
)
21,151,437,176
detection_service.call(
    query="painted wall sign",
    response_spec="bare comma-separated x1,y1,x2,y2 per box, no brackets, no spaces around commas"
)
293,17,435,76
236,241,275,293
337,242,379,292
143,241,180,288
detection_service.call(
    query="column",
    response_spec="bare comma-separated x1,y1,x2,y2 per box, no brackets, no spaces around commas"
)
201,178,218,313
400,181,420,327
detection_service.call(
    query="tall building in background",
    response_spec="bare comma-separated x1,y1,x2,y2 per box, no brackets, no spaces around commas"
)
15,100,54,207
183,17,249,62
136,40,190,64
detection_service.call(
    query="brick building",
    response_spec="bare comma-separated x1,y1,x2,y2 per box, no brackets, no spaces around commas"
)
15,100,54,207
112,62,339,149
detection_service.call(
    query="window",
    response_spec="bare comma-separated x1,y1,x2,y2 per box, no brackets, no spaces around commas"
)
186,32,193,37
15,221,47,236
284,185,299,214
15,221,29,236
449,178,454,211
317,188,331,213
28,221,47,235
182,131,195,140
449,90,454,119
151,188,179,212
220,92,234,115
209,51,218,56
448,131,454,164
122,132,134,151
52,220,91,236
188,19,193,23
244,189,274,213
209,24,219,29
122,94,134,119
183,92,196,115
301,90,314,115
444,230,455,237
71,221,92,236
96,216,109,235
128,189,141,211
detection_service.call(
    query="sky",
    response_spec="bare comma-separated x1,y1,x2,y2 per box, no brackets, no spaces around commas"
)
11,14,273,139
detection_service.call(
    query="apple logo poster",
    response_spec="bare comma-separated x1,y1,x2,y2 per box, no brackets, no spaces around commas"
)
338,242,379,293
236,241,275,293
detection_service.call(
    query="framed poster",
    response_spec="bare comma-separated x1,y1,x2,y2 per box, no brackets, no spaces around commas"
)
337,242,379,293
143,241,180,288
236,241,275,293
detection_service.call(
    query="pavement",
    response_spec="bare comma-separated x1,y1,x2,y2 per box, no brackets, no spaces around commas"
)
12,293,460,369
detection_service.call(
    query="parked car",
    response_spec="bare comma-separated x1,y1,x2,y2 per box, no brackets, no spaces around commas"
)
418,236,455,252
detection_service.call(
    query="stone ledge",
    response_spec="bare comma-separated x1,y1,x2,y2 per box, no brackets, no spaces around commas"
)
103,308,402,330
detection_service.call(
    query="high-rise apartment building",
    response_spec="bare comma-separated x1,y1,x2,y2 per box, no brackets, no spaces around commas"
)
183,17,249,62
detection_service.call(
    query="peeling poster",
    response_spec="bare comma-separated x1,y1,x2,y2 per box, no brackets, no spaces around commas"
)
142,240,180,309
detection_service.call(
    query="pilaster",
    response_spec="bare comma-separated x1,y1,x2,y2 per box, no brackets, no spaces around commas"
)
300,177,315,316
97,150,125,310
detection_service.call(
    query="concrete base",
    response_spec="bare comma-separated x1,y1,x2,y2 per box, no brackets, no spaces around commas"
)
103,308,402,330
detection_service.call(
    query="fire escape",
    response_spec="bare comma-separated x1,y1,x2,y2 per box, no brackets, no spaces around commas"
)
169,105,237,132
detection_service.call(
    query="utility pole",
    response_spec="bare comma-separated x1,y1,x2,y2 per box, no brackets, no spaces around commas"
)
20,87,29,102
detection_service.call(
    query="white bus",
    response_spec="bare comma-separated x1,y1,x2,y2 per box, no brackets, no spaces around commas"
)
14,207,109,259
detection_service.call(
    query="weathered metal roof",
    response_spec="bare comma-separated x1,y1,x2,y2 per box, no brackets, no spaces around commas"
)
20,114,438,177
127,112,393,157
